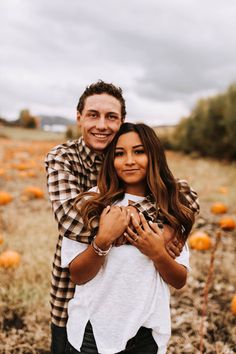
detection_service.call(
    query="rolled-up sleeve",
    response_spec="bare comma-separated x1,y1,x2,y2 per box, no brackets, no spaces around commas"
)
177,179,200,215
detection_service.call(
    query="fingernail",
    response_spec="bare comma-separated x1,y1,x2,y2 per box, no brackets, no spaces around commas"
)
149,220,153,224
124,232,128,237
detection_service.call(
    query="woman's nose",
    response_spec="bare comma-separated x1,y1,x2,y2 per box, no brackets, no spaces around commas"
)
125,153,135,164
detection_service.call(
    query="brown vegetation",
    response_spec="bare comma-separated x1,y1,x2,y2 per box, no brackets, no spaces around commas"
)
0,130,236,353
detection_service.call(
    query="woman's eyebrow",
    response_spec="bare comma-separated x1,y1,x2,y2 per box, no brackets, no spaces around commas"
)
115,144,144,150
133,144,144,148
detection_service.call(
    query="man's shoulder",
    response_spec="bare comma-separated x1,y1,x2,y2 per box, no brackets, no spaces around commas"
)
46,139,82,160
176,178,196,194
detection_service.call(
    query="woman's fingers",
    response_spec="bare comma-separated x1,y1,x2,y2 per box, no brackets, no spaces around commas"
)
131,213,144,236
139,212,150,232
148,221,162,234
123,206,131,225
124,230,139,245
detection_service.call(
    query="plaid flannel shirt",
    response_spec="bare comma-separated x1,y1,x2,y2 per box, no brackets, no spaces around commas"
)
45,138,103,326
45,138,199,327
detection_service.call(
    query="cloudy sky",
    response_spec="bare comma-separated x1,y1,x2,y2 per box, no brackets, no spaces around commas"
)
1,0,236,126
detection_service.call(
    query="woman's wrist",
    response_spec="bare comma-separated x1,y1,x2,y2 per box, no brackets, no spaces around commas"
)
95,234,112,250
91,236,112,256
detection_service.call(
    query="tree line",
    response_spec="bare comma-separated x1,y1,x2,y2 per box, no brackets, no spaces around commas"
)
169,83,236,160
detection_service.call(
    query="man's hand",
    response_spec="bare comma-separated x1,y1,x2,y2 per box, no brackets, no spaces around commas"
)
163,224,183,258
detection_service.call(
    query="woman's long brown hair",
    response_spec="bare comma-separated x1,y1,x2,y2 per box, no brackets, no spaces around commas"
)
76,123,195,241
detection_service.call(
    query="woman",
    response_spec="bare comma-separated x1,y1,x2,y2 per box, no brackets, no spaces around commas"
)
61,123,199,354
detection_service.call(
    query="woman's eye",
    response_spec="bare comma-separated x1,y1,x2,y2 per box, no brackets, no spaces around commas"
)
134,150,145,154
114,151,123,157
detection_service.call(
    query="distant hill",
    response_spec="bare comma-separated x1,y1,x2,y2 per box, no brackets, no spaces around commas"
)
39,115,75,127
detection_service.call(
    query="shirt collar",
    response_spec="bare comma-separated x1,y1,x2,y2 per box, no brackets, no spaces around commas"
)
78,137,103,167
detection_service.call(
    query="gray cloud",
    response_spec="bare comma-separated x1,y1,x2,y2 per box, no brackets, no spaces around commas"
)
0,0,236,124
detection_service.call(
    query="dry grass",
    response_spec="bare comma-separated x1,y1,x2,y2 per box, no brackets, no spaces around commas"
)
0,132,236,353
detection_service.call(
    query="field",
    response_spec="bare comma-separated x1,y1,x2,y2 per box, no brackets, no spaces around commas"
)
0,127,236,353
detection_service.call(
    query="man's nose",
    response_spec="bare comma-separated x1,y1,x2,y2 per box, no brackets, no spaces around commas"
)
96,117,107,130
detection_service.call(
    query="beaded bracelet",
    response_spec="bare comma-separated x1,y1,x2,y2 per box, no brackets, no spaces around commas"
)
91,239,112,256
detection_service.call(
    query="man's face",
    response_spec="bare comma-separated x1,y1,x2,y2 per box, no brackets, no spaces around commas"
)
77,94,123,153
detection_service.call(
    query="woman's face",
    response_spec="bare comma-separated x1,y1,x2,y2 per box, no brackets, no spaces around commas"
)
114,131,148,195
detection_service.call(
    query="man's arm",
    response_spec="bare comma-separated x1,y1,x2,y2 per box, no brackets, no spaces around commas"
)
45,150,90,242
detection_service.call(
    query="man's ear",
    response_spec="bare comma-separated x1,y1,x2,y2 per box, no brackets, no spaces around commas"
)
76,111,81,126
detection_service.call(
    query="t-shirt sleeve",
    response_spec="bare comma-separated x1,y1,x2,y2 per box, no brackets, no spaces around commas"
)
61,237,88,268
175,243,190,271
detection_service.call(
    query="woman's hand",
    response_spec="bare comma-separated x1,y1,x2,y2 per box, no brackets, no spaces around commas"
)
124,212,165,259
125,212,187,289
96,205,130,249
113,206,140,247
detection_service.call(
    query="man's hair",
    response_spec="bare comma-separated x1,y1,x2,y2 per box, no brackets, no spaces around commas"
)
77,80,126,120
76,123,195,242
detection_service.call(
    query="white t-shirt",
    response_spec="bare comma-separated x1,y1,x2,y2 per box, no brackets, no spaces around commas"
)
61,191,190,354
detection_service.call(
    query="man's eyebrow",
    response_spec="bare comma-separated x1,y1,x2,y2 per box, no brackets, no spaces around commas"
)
86,109,119,115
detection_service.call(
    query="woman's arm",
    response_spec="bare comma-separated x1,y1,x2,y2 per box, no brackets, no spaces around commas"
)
125,213,187,289
69,206,130,285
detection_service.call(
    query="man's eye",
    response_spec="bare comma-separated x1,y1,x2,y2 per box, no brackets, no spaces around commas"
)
88,113,97,118
108,115,117,120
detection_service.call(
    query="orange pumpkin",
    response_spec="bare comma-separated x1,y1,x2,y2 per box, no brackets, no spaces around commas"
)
188,231,212,251
27,170,36,178
219,217,236,231
218,186,228,195
23,186,44,199
0,168,6,177
0,191,13,205
231,295,236,315
211,203,228,214
0,250,21,268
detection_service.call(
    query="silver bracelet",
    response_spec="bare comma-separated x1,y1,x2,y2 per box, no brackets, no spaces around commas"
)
91,239,112,256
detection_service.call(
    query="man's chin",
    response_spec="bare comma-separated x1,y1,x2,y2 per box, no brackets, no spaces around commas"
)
91,141,111,153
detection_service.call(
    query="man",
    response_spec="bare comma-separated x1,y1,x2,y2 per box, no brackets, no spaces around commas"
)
45,80,126,353
45,80,199,353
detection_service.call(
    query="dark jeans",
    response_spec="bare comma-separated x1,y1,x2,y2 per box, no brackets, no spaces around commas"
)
65,321,158,354
51,323,67,354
